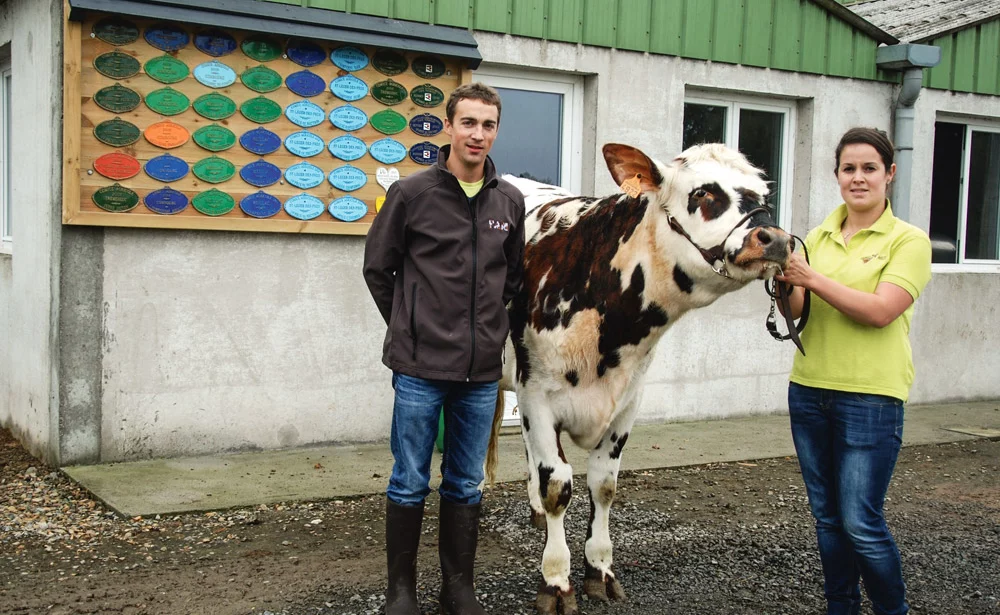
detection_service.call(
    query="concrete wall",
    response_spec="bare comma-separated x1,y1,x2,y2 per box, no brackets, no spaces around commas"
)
0,0,63,464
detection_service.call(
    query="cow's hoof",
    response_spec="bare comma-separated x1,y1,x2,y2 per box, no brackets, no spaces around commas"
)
583,573,626,602
529,509,546,530
536,584,577,615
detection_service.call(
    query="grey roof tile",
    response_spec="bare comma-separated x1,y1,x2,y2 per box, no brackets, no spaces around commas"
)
847,0,1000,42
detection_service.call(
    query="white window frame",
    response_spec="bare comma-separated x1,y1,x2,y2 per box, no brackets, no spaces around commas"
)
0,61,10,253
473,65,584,194
683,94,795,231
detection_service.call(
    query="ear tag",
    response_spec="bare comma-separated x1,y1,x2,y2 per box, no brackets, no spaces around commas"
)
620,174,642,198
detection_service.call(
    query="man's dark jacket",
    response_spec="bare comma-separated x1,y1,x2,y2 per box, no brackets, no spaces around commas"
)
362,146,525,382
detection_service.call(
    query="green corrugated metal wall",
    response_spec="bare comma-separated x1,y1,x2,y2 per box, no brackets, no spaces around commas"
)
923,19,1000,96
261,0,894,81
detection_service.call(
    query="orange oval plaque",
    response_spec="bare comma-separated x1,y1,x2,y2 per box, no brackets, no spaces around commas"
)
93,152,141,180
144,120,190,149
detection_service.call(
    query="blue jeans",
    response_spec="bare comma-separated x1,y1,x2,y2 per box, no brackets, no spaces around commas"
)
788,383,908,615
387,372,499,507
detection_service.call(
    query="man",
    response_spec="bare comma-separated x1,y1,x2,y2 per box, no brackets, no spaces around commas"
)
362,83,525,615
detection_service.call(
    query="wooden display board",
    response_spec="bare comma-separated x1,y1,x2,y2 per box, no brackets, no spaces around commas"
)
62,12,469,235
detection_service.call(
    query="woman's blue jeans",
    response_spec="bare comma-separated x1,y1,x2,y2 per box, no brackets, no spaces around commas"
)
387,372,499,507
788,383,909,615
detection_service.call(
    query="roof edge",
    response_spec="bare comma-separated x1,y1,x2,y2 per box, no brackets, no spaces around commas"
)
908,14,1000,43
808,0,900,45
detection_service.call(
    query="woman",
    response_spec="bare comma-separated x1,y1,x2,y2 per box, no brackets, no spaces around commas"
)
775,127,931,615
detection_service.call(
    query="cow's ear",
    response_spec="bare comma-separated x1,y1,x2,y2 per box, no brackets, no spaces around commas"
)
602,144,663,193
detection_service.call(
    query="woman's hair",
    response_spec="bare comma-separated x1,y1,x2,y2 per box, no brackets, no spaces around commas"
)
834,127,895,174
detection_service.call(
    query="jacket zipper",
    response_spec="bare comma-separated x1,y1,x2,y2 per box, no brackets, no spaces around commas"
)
410,282,418,361
467,194,478,381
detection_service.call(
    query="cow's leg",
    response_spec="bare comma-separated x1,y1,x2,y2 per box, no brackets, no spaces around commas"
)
520,409,546,530
582,401,639,603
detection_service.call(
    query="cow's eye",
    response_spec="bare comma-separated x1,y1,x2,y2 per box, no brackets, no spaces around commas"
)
693,188,709,199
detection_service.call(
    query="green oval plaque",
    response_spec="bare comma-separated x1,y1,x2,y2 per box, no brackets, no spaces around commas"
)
240,96,282,124
193,124,236,152
372,49,407,76
411,55,446,79
145,55,190,84
193,156,236,183
192,188,236,216
92,183,139,212
145,87,190,116
371,79,408,106
94,50,140,80
94,118,141,147
192,92,237,121
93,83,141,113
93,17,139,46
240,65,282,93
241,35,282,63
370,108,408,135
411,83,445,108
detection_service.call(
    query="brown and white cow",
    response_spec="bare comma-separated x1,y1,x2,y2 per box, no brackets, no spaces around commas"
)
490,143,793,615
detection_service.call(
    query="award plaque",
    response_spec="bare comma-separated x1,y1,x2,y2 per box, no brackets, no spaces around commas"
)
194,29,237,57
409,141,440,165
192,189,236,216
239,127,282,156
284,194,325,221
372,49,407,76
240,191,282,218
284,161,325,189
328,135,367,162
193,92,236,120
329,195,368,222
144,153,190,182
144,24,189,52
330,74,368,102
144,87,190,116
329,165,367,192
284,131,325,158
329,105,368,131
94,118,140,147
370,79,408,106
92,183,139,212
331,46,369,72
240,160,282,187
241,35,282,63
145,55,190,84
409,113,444,137
286,39,325,67
193,124,236,152
370,109,407,135
193,60,237,88
144,187,189,215
285,70,326,98
144,120,190,149
411,84,444,108
193,155,236,183
93,17,139,46
285,100,325,128
94,152,141,181
93,83,141,113
241,65,283,93
240,96,282,123
412,56,446,79
368,138,407,165
94,50,140,80
376,167,400,192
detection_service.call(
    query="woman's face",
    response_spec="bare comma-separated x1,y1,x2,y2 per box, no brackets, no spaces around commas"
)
837,143,896,214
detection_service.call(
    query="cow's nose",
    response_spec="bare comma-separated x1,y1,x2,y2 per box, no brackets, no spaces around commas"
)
756,227,792,262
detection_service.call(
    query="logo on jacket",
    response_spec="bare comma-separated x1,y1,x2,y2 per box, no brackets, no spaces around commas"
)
488,219,510,232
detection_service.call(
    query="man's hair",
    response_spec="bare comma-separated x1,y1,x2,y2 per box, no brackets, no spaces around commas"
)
446,82,502,123
834,127,895,174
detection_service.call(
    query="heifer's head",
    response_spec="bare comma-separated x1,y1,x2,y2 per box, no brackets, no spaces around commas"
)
603,143,792,284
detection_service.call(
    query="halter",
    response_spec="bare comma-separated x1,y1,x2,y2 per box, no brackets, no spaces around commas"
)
665,206,771,279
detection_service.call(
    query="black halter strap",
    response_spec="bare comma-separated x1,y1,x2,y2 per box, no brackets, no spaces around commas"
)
764,236,811,355
666,207,771,278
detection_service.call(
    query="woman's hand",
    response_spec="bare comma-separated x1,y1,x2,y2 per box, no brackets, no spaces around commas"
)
775,252,814,290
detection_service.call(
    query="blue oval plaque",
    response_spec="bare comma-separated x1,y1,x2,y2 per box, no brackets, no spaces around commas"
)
329,135,367,162
331,46,368,71
240,191,282,218
329,105,368,132
330,74,368,102
240,159,282,187
285,100,325,128
329,165,368,192
144,153,189,182
144,24,189,51
194,29,237,57
285,70,326,97
144,187,189,215
329,196,368,222
410,113,444,137
285,131,325,158
409,141,440,165
286,39,325,67
284,194,326,221
285,162,325,189
193,60,236,88
369,138,407,165
239,127,281,156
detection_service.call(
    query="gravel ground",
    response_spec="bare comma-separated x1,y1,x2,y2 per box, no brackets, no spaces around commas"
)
2,426,998,615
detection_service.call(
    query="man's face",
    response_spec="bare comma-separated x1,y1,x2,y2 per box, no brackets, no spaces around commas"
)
444,98,499,170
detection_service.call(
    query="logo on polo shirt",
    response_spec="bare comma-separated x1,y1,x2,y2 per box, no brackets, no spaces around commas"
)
861,253,888,264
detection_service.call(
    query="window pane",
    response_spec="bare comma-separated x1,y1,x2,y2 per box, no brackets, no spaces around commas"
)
490,87,562,185
929,122,964,263
737,109,783,220
683,103,726,150
965,130,1000,260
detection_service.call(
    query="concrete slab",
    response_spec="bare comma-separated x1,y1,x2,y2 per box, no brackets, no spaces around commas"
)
63,400,1000,518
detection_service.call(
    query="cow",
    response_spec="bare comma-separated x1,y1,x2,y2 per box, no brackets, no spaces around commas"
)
488,143,794,615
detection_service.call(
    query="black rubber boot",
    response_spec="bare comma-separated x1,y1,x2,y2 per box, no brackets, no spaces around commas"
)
385,499,424,615
438,499,486,615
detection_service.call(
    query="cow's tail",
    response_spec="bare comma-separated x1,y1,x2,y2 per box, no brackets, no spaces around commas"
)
485,390,504,486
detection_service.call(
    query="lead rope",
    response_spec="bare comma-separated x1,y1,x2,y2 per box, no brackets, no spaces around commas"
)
764,236,810,355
